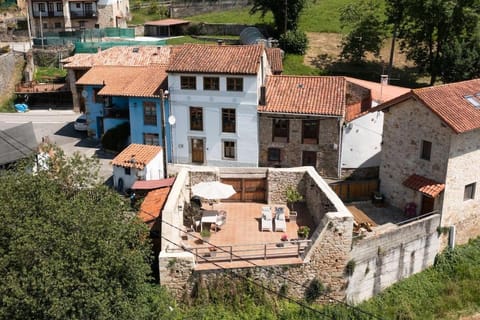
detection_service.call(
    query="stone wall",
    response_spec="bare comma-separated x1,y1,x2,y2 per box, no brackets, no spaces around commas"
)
346,82,370,105
0,52,16,97
170,0,249,18
159,251,195,296
442,129,480,245
346,214,440,303
379,99,451,209
258,115,341,178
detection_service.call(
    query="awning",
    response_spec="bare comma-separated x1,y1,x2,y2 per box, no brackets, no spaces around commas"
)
132,177,175,190
403,174,445,198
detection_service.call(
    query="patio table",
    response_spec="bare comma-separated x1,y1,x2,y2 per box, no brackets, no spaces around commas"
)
201,210,218,232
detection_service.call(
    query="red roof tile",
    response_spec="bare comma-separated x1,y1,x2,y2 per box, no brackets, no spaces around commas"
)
167,44,264,74
132,177,175,190
345,77,410,103
111,144,163,169
76,65,167,97
138,188,170,223
258,75,346,116
265,47,283,74
64,46,171,69
373,79,480,133
144,18,189,26
403,174,445,198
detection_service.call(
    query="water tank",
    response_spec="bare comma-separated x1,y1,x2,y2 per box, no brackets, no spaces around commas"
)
240,27,266,45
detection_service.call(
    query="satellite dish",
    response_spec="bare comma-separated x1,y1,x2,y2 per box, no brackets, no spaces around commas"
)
81,90,88,98
168,115,176,125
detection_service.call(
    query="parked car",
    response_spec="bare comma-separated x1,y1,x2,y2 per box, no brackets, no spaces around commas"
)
74,114,87,131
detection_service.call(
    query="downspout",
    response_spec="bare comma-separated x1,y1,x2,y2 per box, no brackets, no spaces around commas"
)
337,118,343,179
160,90,168,178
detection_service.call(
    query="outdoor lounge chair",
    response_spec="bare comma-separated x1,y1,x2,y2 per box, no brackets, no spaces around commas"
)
261,207,273,231
274,211,287,232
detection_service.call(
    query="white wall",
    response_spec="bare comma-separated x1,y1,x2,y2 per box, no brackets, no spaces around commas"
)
168,73,260,167
145,151,164,180
341,110,383,169
113,166,139,191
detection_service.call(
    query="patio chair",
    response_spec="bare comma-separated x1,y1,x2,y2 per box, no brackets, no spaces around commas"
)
274,211,287,232
215,213,226,230
261,208,273,231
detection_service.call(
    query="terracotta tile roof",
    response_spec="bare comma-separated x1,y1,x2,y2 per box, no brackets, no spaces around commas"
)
144,18,189,26
63,46,171,69
138,188,170,223
167,44,264,74
76,65,167,97
111,144,163,169
403,174,445,198
265,47,283,74
132,177,175,190
373,79,480,133
258,75,346,116
345,77,410,103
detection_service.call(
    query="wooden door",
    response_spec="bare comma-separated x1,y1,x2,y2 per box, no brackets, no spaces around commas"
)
421,195,435,215
191,138,204,163
221,178,266,202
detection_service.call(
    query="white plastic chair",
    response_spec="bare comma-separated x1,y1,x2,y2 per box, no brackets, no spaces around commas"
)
261,208,273,231
274,211,287,232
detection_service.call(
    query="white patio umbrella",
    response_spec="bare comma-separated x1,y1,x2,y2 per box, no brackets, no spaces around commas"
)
191,181,236,200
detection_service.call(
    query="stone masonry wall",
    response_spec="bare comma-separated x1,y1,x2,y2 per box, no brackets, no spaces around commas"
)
259,115,341,178
379,99,451,209
442,129,480,245
346,214,440,303
267,169,306,204
170,0,249,18
0,52,16,97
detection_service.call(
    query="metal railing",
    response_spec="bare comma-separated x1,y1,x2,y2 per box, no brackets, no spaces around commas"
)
396,210,439,226
167,239,312,263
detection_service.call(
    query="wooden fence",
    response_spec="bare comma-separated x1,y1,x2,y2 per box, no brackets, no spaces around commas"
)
330,179,379,202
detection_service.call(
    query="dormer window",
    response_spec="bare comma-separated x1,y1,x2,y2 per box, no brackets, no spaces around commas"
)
465,94,480,108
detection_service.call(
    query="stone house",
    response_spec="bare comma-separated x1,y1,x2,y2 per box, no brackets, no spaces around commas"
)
375,79,480,245
258,75,372,179
111,143,164,192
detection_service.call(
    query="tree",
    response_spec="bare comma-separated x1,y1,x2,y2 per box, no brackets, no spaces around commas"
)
0,150,169,319
250,0,308,34
386,0,480,85
439,37,480,83
339,0,387,63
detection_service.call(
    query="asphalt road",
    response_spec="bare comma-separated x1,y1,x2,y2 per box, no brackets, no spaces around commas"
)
0,109,114,182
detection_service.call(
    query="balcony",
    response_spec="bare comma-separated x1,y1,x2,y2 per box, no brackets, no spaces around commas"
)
70,10,97,19
32,11,64,18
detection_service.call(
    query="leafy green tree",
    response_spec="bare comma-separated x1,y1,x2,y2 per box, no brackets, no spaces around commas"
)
0,149,172,319
250,0,308,34
340,0,387,62
439,36,480,83
387,0,480,85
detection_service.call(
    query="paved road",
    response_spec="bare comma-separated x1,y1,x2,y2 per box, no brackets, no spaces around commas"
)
0,110,114,181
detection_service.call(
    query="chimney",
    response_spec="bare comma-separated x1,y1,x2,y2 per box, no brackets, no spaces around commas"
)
259,85,266,105
217,39,224,46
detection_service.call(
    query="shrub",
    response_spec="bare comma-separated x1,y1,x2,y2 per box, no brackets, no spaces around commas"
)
345,259,356,276
305,278,324,302
279,29,308,55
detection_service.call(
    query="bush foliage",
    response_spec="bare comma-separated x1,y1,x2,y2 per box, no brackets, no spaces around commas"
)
101,122,130,152
279,29,308,55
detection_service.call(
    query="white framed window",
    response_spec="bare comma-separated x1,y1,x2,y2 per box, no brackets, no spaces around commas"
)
464,183,476,201
223,140,236,160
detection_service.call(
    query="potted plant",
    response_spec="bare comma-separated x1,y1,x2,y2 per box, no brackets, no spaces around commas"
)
277,234,289,247
286,186,303,219
200,229,211,243
208,246,217,257
297,226,310,239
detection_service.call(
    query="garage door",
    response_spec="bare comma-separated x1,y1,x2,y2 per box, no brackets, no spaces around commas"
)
221,178,266,202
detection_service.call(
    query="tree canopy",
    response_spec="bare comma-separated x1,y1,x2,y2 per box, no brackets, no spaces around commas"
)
250,0,308,34
0,148,166,319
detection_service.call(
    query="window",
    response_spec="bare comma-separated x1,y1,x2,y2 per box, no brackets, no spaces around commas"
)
203,77,219,91
421,140,432,161
302,120,319,144
54,22,62,29
78,21,85,28
268,148,281,162
93,88,103,103
43,23,48,29
302,151,317,167
465,95,480,108
181,76,196,90
144,133,159,145
464,183,476,201
190,107,203,131
222,108,236,133
56,3,63,11
76,3,81,8
223,141,236,160
227,77,243,92
38,3,45,12
47,2,54,12
143,101,157,125
124,167,131,175
273,119,289,142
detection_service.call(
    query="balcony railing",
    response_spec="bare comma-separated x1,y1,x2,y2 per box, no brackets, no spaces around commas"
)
32,11,64,18
70,10,97,19
104,107,129,119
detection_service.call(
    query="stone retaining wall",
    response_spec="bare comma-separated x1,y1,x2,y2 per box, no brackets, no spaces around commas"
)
346,214,440,303
169,0,249,18
0,52,16,96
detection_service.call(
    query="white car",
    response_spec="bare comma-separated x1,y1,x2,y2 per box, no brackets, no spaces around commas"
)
74,114,88,131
